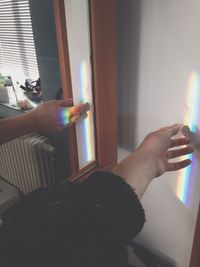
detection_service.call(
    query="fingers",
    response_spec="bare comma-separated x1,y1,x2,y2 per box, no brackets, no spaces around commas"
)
60,103,90,126
167,159,192,171
170,137,191,147
57,99,73,107
181,125,191,137
165,141,193,172
69,103,90,119
166,145,193,159
72,103,85,114
167,124,183,136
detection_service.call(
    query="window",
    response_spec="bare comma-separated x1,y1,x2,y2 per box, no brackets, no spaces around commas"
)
0,0,39,102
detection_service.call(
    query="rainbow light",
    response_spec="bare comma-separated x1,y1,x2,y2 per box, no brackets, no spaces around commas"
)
176,72,200,204
59,107,71,126
59,61,94,168
79,61,94,162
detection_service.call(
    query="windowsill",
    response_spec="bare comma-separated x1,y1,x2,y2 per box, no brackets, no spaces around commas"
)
0,102,21,111
0,102,24,118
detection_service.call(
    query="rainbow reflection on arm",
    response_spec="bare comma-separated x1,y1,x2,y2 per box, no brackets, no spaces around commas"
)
59,102,90,126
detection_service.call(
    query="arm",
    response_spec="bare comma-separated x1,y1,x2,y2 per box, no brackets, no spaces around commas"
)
0,99,74,145
0,173,145,267
112,124,193,199
0,111,39,145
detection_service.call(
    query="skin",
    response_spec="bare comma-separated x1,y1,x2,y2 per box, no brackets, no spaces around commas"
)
112,124,193,199
182,125,200,150
0,99,74,145
68,102,90,122
0,105,193,200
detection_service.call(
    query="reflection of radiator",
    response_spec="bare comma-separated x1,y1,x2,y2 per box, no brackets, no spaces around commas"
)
0,134,56,194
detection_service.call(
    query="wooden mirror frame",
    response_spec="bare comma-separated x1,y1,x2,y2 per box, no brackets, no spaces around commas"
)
53,0,117,181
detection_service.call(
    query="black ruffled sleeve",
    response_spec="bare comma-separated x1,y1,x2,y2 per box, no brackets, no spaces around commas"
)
0,171,145,267
79,172,145,245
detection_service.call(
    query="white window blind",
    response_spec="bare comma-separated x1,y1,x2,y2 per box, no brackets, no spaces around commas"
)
0,0,39,82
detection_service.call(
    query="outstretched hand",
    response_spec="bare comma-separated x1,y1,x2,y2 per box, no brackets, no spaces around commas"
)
138,124,193,178
113,124,193,199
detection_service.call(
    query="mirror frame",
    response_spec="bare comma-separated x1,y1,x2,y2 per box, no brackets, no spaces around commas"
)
53,0,117,180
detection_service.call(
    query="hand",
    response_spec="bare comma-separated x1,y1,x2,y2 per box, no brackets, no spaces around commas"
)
138,124,193,178
181,125,200,150
68,102,90,122
113,124,193,199
32,99,73,133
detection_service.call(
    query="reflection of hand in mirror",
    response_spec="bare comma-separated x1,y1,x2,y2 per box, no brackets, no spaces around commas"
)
33,100,90,133
0,100,91,146
67,102,90,123
32,99,74,133
0,99,74,145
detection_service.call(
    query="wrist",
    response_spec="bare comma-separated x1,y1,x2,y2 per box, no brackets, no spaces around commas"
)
24,109,40,132
135,146,157,180
112,147,155,199
128,148,156,198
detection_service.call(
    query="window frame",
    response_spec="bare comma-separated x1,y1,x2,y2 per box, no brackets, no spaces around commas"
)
53,0,117,181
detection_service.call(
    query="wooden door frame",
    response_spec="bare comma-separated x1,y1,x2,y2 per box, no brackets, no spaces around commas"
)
53,0,117,180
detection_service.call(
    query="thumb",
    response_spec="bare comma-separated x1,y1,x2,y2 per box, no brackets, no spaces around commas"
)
168,124,182,137
57,98,73,107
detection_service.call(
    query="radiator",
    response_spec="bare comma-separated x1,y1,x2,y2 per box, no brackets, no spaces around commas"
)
0,134,56,193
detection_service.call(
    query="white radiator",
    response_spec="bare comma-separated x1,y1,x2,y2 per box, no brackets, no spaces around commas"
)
0,134,56,193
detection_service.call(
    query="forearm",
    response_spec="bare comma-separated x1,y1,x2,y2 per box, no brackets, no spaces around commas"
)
0,111,38,145
112,148,154,199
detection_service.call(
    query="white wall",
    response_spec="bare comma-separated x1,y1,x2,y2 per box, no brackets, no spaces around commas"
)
117,1,200,266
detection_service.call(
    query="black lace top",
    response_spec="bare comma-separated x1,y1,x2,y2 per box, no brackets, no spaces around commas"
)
0,172,145,267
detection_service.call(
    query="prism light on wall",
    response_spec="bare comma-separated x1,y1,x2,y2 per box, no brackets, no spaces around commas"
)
176,71,200,205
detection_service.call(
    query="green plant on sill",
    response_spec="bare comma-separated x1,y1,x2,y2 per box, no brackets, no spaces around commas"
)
0,75,12,86
0,74,5,85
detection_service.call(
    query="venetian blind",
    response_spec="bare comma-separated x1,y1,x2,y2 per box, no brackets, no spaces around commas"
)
0,0,39,81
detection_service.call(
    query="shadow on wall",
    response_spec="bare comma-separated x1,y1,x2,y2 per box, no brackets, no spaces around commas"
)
117,0,142,151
